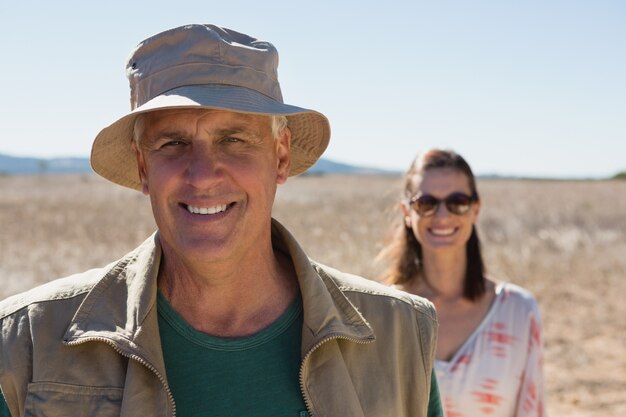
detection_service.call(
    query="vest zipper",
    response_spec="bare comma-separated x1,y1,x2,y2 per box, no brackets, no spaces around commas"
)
65,336,176,416
299,334,374,417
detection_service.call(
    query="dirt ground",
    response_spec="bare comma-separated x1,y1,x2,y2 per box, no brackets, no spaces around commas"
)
1,173,625,416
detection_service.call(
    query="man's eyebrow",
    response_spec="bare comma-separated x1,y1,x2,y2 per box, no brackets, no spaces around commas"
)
214,126,262,137
147,130,187,141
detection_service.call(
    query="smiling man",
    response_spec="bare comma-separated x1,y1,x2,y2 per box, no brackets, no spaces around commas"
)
0,24,442,417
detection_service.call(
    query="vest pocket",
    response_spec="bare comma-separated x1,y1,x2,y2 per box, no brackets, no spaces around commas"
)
24,382,123,417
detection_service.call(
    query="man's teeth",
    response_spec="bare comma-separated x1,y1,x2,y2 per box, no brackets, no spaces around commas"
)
187,204,228,215
430,228,455,236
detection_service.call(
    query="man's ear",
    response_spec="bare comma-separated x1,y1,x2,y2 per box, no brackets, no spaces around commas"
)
276,127,292,184
132,142,149,196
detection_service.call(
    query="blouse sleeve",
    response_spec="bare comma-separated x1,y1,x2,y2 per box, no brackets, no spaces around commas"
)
514,300,546,417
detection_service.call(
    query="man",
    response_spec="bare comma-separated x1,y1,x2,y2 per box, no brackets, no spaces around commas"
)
0,24,442,416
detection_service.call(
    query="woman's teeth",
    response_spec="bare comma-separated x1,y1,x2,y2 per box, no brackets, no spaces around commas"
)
430,228,455,236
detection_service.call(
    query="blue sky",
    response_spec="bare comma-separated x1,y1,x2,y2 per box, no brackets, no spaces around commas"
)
1,1,624,178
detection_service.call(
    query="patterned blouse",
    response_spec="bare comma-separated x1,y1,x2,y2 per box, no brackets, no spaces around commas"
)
434,282,545,417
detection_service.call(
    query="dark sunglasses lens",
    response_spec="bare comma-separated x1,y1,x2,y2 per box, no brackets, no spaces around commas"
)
413,195,438,216
446,194,473,214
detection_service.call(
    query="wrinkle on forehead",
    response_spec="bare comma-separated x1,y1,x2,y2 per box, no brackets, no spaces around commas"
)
141,108,271,142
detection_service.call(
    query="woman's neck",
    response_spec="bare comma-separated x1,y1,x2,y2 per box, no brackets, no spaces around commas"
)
418,248,467,301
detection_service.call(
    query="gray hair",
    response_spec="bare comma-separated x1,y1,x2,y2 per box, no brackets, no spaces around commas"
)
270,115,288,139
133,113,288,146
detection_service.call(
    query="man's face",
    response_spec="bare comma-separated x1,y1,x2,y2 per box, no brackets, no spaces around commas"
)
135,108,291,264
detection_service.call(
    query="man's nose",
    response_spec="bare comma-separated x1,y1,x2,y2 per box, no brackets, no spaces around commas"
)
185,146,223,187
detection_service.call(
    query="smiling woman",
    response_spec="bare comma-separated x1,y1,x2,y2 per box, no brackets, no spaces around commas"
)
379,148,546,417
382,149,486,300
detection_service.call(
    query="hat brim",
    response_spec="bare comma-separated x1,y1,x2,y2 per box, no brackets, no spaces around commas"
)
90,84,330,190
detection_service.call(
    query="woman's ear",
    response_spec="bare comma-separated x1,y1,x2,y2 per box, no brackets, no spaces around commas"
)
471,199,481,223
400,202,411,227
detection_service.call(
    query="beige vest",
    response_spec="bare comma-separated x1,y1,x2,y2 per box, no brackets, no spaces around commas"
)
0,221,437,417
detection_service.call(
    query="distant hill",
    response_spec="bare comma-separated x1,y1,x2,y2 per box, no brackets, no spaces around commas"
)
305,158,398,176
0,154,91,175
612,171,626,180
0,153,393,176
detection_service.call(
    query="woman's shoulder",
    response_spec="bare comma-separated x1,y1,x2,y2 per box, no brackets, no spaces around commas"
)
492,280,541,316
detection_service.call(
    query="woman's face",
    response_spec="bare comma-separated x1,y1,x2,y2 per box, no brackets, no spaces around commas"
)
403,167,480,255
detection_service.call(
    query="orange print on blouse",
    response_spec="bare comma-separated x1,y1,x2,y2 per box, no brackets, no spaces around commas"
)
472,378,504,414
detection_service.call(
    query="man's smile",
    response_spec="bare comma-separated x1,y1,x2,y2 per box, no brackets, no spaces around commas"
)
184,203,234,215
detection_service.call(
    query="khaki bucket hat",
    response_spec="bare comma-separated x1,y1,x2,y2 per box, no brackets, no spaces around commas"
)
91,24,330,190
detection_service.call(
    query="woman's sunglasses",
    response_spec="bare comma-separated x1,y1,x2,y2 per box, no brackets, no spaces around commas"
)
408,192,477,217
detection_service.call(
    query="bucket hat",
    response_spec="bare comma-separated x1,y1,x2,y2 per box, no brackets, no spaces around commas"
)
91,24,330,190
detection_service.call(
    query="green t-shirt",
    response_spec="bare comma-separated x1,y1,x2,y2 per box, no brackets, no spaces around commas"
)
0,395,8,417
428,370,444,417
157,291,308,417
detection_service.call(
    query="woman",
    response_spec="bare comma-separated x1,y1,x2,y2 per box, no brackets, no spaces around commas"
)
379,149,545,417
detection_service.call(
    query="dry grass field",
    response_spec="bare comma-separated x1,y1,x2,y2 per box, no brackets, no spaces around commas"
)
1,173,625,416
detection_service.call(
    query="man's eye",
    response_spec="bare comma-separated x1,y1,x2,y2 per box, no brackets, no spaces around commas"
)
223,137,242,143
160,140,185,148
